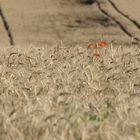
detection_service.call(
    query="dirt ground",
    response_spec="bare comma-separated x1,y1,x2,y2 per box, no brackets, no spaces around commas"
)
0,0,140,46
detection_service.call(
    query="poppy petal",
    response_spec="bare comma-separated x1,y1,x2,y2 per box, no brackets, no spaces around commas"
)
98,41,107,47
87,42,95,48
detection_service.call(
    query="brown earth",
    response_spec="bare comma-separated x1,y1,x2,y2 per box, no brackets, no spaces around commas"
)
0,0,140,46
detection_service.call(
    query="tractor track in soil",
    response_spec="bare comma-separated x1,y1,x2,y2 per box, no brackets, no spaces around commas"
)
108,0,140,29
0,6,14,45
96,0,140,44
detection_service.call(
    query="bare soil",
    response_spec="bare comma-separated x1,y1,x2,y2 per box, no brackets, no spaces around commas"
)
1,0,140,46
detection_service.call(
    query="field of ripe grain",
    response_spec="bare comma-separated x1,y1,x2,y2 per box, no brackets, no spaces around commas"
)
1,0,140,139
0,43,140,140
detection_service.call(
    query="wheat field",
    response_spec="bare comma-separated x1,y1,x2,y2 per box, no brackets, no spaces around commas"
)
0,43,140,140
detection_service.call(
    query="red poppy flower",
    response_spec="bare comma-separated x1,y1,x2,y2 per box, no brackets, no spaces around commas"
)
87,42,95,49
97,41,107,47
94,51,100,57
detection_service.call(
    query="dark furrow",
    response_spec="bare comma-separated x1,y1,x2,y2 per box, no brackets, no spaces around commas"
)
108,0,140,29
95,0,140,43
0,7,14,45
